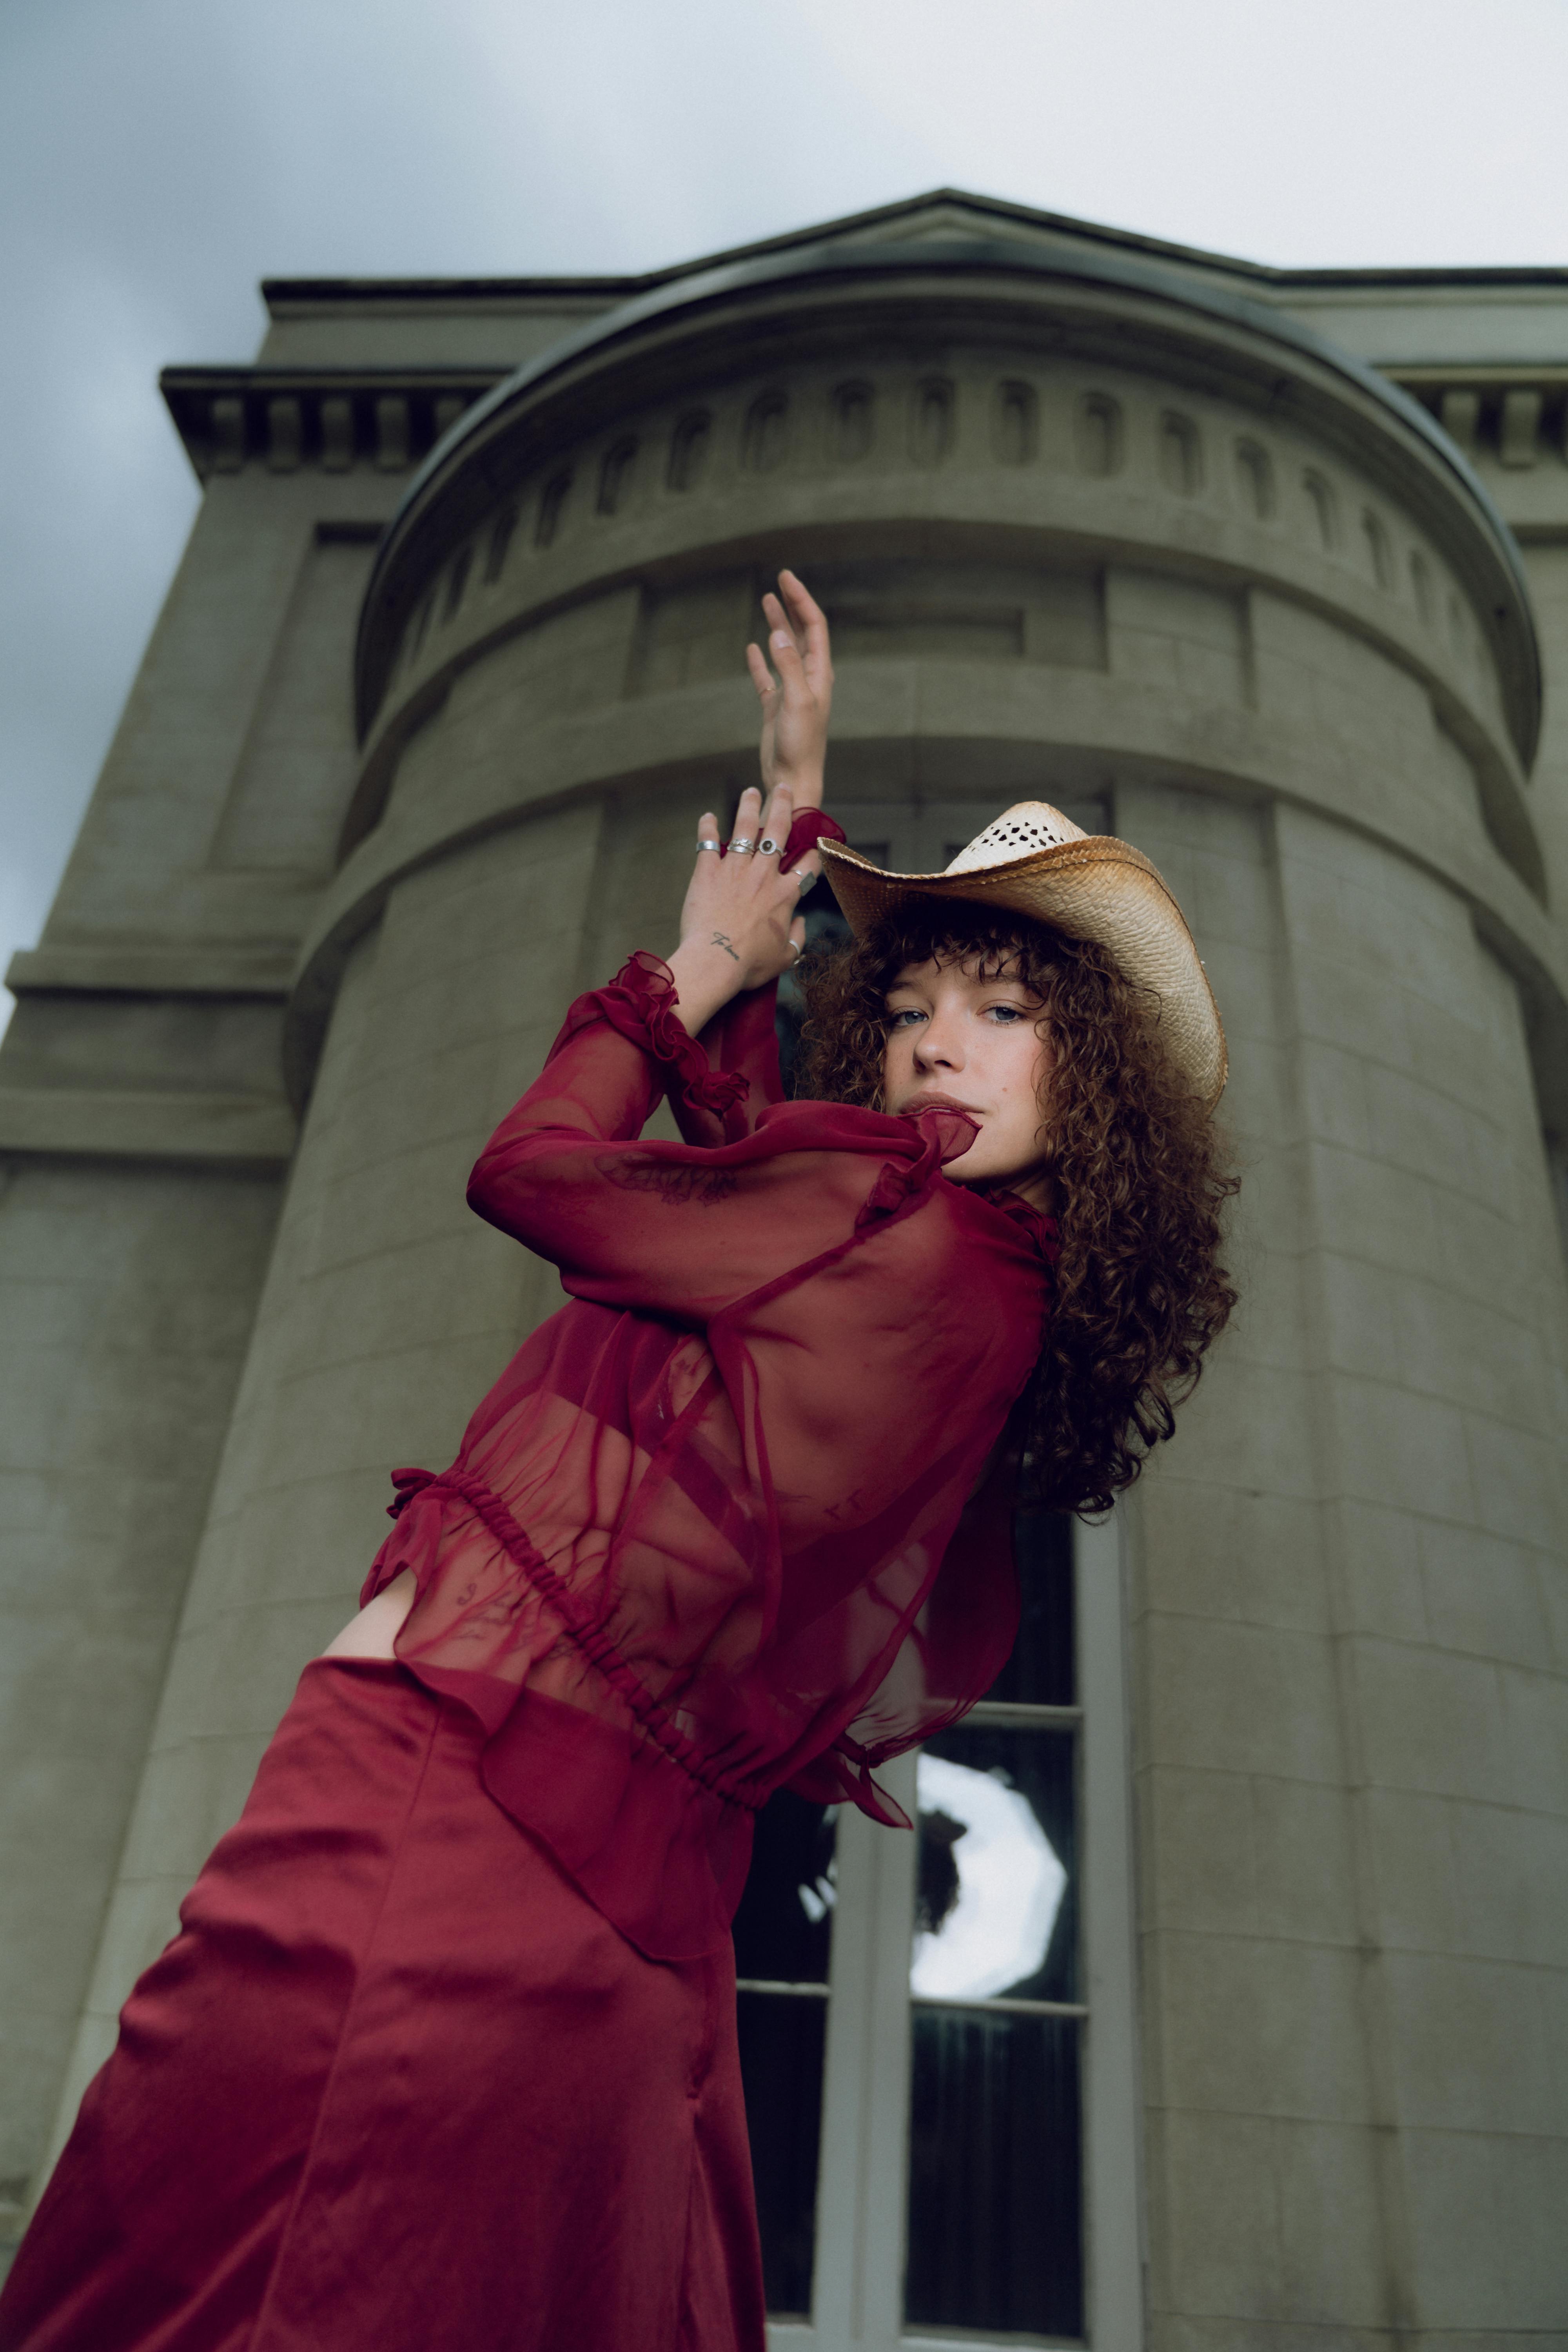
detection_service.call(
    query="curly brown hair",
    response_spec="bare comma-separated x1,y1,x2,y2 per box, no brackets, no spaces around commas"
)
796,902,1239,1515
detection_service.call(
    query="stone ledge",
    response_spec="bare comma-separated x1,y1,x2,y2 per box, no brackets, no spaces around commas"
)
159,365,505,482
4,947,295,999
1394,365,1568,465
0,1086,297,1168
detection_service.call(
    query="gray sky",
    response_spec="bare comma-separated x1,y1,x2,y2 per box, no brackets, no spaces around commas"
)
6,0,1568,1013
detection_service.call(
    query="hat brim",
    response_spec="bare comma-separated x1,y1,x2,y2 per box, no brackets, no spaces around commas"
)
817,835,1228,1107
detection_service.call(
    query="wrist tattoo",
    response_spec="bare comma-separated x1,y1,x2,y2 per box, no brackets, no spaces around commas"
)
710,931,740,963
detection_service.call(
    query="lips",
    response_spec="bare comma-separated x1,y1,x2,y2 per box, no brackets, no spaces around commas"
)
900,1092,982,1122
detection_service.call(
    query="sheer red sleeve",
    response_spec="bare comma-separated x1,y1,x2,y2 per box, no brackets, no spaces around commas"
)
467,951,969,1325
668,982,784,1149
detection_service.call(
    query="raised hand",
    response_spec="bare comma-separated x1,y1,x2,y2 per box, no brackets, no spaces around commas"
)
666,780,824,1037
746,570,833,809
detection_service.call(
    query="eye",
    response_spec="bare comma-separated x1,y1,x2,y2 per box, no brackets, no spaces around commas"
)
985,1002,1028,1023
886,1007,925,1031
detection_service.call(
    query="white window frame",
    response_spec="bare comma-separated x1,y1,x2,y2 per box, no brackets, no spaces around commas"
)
760,1512,1145,2352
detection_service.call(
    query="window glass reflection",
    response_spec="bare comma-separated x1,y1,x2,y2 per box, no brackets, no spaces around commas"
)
985,1507,1075,1705
731,1790,837,1984
905,2009,1083,2337
913,1728,1077,2004
737,1993,826,2316
733,1791,837,2317
913,1754,1065,1999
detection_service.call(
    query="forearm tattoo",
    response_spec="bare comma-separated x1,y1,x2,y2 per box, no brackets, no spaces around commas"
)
710,933,740,962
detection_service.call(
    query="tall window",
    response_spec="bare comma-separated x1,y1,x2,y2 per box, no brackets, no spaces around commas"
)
732,1512,1142,2351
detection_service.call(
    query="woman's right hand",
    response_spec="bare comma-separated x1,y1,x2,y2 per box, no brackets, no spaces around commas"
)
667,780,822,1036
747,570,833,809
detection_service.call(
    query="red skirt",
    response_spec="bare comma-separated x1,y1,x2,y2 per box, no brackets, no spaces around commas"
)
0,1659,767,2352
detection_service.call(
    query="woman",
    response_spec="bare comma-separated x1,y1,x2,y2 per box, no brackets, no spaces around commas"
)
1,573,1234,2352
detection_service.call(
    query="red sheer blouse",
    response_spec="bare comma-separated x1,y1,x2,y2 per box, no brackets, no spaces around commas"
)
363,947,1054,1959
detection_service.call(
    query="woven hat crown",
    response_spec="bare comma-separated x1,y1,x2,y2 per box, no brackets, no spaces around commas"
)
944,802,1088,872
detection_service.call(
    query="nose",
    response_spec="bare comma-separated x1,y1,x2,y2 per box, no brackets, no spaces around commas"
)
913,1005,965,1073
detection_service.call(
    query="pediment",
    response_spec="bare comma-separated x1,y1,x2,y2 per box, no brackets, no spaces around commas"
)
672,187,1252,293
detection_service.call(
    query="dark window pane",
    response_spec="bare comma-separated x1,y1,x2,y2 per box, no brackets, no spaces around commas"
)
737,1992,827,2316
733,1795,836,2316
905,2009,1083,2338
731,1791,837,1985
987,1507,1075,1706
914,1727,1077,2003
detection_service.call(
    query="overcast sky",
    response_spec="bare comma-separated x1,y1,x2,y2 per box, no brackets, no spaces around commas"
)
6,0,1568,1016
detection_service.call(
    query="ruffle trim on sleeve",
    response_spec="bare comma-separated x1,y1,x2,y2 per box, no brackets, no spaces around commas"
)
561,951,751,1118
386,1465,437,1520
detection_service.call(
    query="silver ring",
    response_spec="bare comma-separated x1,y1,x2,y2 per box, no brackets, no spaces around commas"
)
795,865,815,891
788,939,803,965
758,837,782,857
730,835,755,854
696,838,721,853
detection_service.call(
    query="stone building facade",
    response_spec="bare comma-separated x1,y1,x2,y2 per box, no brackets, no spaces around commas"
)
2,191,1565,2346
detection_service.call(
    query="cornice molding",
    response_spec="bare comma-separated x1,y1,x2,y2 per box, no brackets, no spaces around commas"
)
160,365,507,482
1388,368,1568,474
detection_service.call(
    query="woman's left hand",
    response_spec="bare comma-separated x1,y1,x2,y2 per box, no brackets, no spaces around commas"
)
747,570,833,809
666,780,821,1036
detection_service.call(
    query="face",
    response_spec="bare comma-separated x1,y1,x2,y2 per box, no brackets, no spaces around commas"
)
881,955,1055,1205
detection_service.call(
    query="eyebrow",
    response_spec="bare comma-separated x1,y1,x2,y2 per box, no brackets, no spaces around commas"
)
884,978,1043,1006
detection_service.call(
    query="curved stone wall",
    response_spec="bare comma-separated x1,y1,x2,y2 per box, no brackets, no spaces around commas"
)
279,240,1561,1116
51,233,1568,2343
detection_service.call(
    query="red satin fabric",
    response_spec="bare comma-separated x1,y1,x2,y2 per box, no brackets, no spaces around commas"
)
367,947,1054,1960
0,1661,764,2352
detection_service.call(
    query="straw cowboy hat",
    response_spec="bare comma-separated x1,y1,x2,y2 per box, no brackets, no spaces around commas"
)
818,801,1227,1107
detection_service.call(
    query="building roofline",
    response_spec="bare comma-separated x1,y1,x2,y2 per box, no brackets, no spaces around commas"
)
262,187,1568,314
261,276,652,308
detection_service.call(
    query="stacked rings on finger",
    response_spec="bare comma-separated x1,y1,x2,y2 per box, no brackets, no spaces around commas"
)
730,836,755,855
757,837,781,856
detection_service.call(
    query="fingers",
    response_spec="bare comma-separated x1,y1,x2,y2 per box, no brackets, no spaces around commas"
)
680,778,812,988
760,576,830,717
760,588,797,649
758,778,793,854
684,811,722,904
729,784,764,849
763,612,808,688
696,783,809,880
755,576,829,699
777,570,832,680
777,568,828,644
745,641,777,704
